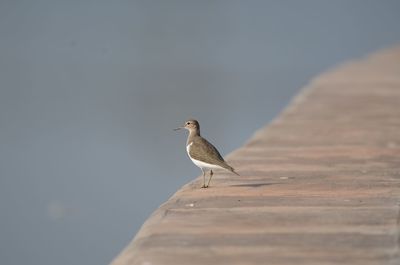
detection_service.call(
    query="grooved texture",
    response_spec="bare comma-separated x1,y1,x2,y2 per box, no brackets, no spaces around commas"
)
111,46,400,265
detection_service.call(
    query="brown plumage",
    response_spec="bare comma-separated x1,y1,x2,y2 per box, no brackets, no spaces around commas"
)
188,135,238,174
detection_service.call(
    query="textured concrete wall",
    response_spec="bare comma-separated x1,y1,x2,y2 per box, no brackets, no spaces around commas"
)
111,46,400,265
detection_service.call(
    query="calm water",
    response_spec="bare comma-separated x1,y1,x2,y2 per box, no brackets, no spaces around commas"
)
1,1,400,265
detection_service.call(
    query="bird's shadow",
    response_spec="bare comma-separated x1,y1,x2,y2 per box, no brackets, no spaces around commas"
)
229,182,282,188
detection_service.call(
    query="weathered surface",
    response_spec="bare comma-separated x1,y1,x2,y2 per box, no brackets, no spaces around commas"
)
111,46,400,265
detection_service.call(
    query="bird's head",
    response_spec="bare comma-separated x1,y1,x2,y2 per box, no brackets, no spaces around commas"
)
174,119,200,133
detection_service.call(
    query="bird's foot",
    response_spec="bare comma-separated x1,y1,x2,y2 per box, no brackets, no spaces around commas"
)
201,184,208,189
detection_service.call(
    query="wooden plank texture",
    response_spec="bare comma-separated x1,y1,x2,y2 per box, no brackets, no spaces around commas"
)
111,46,400,265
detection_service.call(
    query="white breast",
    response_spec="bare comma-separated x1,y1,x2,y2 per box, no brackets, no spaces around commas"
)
186,142,193,154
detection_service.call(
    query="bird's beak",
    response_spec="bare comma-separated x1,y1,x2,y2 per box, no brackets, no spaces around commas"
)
174,127,183,131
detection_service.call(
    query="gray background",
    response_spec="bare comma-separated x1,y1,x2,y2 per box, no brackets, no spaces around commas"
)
1,1,400,265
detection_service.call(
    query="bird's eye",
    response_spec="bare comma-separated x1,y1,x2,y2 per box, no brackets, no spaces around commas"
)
186,122,190,125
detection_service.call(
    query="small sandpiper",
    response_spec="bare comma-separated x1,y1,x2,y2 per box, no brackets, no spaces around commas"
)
175,119,239,188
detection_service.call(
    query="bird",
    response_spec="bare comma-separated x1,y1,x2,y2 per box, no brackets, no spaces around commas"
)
174,119,239,188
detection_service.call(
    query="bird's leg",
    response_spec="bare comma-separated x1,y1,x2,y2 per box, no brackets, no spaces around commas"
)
201,169,206,188
206,170,214,188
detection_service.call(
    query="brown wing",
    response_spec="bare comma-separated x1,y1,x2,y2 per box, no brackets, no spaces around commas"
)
189,136,227,167
189,136,239,175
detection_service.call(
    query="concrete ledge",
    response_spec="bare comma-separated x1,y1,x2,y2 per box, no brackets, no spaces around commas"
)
111,46,400,265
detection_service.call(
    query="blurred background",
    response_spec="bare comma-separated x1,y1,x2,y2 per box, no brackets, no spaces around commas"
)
1,1,400,265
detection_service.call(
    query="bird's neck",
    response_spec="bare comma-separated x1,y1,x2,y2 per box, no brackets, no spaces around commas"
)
187,129,200,145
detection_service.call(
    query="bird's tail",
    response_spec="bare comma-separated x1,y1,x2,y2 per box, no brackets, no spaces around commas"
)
227,165,240,176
